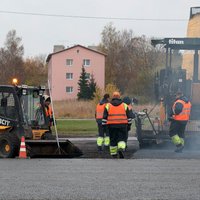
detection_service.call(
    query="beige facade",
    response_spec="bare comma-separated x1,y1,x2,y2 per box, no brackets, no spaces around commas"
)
182,12,200,79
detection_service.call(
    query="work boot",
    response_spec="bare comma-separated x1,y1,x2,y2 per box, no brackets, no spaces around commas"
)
175,144,184,153
118,149,125,159
111,154,118,159
125,145,128,152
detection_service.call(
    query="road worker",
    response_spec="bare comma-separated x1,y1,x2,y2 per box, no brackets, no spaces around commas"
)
95,93,110,151
102,92,132,158
169,91,191,153
122,96,136,146
43,95,53,131
34,95,53,130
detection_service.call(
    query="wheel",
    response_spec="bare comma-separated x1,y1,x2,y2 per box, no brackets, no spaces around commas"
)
138,141,147,149
135,118,150,149
136,129,146,148
0,133,20,158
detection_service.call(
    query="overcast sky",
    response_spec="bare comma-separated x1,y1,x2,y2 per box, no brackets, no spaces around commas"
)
0,0,199,57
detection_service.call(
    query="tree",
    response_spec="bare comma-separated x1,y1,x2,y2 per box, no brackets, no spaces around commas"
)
93,83,120,106
23,55,48,86
98,23,120,85
0,30,24,84
88,73,97,100
98,24,170,102
77,66,90,100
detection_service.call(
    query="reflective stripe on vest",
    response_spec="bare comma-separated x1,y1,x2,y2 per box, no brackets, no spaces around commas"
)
106,103,128,124
172,99,191,121
96,103,105,119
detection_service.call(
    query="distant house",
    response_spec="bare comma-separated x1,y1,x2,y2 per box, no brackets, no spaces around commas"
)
46,45,106,100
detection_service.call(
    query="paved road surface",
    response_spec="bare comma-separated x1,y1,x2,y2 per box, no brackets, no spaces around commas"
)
1,138,200,200
71,137,200,159
70,137,138,159
0,159,200,200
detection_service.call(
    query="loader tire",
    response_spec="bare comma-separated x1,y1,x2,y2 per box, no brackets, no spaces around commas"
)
0,133,20,158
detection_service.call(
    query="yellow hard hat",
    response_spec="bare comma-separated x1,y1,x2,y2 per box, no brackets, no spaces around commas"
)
112,91,120,98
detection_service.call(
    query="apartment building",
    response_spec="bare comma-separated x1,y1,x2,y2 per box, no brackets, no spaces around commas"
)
46,45,106,100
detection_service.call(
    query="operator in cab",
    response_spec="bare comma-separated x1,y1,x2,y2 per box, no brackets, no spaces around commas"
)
43,95,53,131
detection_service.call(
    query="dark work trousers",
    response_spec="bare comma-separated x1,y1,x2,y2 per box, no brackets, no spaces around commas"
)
109,126,127,147
169,120,187,138
97,123,109,137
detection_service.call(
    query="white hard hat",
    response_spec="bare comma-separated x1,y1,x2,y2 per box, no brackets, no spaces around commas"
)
43,95,51,102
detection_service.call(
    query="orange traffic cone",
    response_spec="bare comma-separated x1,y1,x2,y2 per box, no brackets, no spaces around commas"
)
19,136,27,159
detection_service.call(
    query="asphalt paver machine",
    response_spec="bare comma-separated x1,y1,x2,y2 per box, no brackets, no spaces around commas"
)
135,38,200,148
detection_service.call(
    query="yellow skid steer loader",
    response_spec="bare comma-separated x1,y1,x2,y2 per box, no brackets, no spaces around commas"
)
0,83,82,158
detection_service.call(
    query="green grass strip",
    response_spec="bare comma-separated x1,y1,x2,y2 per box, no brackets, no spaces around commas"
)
53,119,98,137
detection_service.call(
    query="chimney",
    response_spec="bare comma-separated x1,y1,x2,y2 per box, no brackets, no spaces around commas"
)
53,45,65,53
88,45,98,51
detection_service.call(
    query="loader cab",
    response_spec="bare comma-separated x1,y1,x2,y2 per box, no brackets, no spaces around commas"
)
0,85,28,142
0,85,48,130
17,86,49,129
0,86,23,123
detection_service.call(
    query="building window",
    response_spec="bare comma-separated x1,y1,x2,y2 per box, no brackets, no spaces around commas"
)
85,73,90,80
66,87,73,93
83,59,90,66
66,59,73,66
66,73,73,80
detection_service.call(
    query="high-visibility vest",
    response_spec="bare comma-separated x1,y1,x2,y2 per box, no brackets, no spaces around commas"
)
45,106,53,118
45,106,53,126
96,103,105,119
106,103,128,124
172,99,191,121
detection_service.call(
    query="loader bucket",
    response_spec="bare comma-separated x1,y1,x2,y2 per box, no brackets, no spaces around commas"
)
25,139,83,158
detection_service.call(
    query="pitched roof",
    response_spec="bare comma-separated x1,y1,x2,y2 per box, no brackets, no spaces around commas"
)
46,44,106,63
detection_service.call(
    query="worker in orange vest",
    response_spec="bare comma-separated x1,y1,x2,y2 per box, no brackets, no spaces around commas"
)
95,94,110,151
102,92,132,158
169,91,191,153
43,95,53,131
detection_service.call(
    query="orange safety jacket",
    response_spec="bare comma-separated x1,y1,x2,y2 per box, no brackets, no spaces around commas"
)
172,99,191,121
96,103,106,119
106,103,128,124
45,106,53,118
45,106,53,127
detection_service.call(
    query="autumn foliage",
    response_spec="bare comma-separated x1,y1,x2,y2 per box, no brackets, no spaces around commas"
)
0,30,47,86
0,27,182,104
